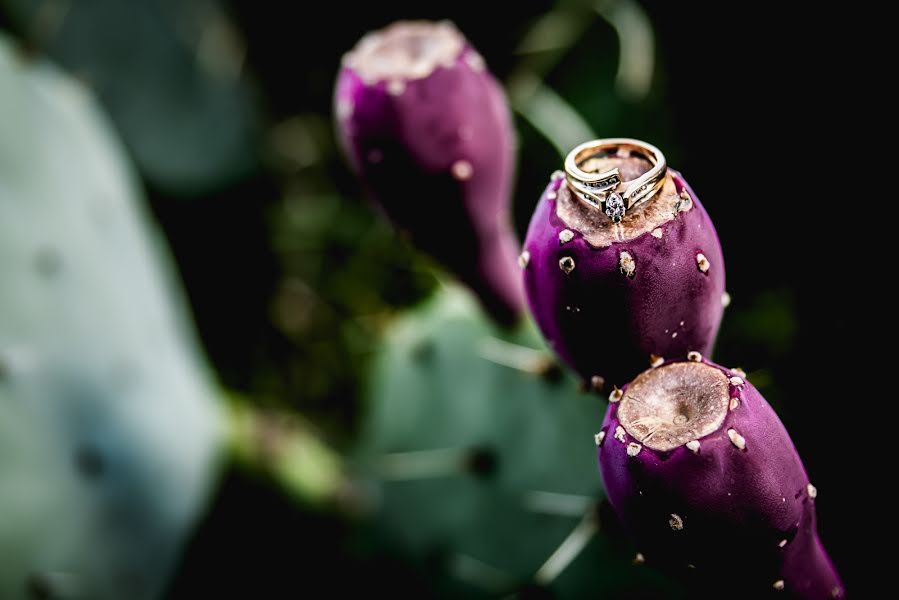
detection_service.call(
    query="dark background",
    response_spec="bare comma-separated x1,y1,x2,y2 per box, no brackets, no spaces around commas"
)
1,0,862,597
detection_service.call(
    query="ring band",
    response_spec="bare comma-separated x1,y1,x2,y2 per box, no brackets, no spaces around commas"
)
564,138,667,223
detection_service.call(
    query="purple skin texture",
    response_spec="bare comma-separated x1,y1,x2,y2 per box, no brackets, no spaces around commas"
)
598,359,843,599
522,168,725,386
335,24,522,325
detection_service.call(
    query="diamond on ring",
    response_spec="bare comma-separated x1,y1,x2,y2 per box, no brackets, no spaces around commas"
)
605,192,625,223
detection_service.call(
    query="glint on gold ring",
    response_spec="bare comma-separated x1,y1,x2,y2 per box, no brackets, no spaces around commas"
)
564,138,667,223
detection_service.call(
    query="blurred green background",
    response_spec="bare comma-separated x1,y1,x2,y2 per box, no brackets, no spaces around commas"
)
0,0,852,598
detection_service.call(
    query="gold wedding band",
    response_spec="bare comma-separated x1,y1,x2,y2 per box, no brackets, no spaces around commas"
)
563,138,667,223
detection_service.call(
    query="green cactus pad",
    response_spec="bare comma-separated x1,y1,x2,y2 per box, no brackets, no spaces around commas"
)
0,35,220,600
356,285,682,598
2,0,260,195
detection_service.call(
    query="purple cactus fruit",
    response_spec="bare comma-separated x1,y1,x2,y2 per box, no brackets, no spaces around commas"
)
522,154,725,386
335,21,522,325
596,357,843,599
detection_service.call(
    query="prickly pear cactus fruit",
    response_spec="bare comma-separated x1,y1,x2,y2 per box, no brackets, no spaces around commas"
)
522,156,726,387
355,285,681,598
598,356,843,599
335,21,523,325
0,36,220,600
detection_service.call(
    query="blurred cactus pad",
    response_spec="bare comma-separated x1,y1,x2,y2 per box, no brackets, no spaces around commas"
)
0,34,220,600
2,0,260,196
355,285,682,598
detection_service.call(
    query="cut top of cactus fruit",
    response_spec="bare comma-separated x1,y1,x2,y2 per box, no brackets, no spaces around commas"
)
344,20,464,83
555,155,688,247
617,362,729,452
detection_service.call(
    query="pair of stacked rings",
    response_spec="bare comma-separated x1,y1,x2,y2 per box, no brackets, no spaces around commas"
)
564,138,667,223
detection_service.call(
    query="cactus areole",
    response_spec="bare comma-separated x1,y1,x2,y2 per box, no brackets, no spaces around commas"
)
335,21,523,325
522,154,726,386
598,359,843,599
